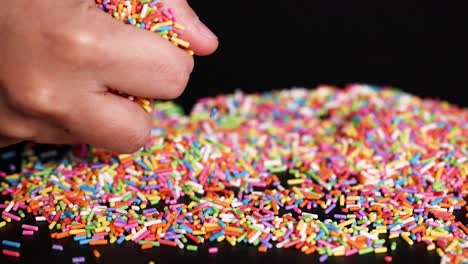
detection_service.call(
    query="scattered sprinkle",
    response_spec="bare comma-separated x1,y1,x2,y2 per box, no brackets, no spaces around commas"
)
0,84,467,263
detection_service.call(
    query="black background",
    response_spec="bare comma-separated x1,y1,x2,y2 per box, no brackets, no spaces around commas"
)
179,1,467,110
1,1,467,264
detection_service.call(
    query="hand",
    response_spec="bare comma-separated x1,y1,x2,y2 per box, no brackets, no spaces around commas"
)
0,0,218,153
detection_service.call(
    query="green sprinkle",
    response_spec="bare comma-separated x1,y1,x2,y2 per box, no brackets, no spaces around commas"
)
391,241,397,251
359,248,374,255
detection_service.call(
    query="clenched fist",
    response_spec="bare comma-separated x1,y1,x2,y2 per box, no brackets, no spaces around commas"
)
0,0,217,153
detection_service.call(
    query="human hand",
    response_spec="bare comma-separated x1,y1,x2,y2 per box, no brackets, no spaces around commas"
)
0,0,218,153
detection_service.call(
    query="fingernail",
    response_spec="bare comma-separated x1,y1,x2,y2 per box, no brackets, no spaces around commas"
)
192,16,217,40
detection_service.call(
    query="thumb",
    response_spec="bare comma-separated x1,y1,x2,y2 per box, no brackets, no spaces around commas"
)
163,0,218,56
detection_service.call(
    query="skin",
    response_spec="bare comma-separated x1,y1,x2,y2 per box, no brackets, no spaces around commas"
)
0,0,218,153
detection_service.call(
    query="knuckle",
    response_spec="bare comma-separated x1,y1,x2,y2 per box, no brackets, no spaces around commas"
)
0,114,35,140
44,26,101,67
12,84,68,120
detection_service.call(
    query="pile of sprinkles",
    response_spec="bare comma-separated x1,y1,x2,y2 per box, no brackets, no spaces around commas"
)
0,84,467,263
97,0,193,112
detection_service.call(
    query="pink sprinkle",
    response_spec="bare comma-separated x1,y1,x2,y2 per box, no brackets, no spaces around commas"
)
345,248,358,256
208,247,218,254
2,211,20,221
22,230,34,236
22,224,39,231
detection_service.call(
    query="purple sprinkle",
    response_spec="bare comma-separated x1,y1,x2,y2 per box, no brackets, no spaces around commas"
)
72,257,85,263
283,228,293,240
52,244,63,251
260,216,274,222
324,203,336,214
143,208,157,214
334,214,347,219
149,0,160,7
319,254,328,262
407,223,417,231
366,238,372,248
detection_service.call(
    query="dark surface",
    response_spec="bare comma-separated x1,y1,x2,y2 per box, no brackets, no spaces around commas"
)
1,1,467,263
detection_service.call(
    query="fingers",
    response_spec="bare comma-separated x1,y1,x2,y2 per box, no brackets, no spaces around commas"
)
90,9,194,99
61,90,152,153
162,0,219,55
0,136,21,148
0,108,75,145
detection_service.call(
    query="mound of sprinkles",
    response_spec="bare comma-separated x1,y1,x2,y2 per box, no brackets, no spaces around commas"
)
96,0,194,112
1,84,467,263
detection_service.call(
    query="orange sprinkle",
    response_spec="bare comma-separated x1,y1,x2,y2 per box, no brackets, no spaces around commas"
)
89,240,108,246
93,249,101,258
141,243,154,250
258,246,267,253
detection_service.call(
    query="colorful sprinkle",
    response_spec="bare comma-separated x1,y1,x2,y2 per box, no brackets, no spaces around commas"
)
0,84,467,264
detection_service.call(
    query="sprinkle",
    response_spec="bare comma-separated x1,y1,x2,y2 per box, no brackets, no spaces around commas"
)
319,254,328,262
390,241,397,251
2,249,20,258
0,84,467,263
52,244,63,251
22,230,34,236
384,256,392,262
72,256,85,263
186,245,198,251
22,224,39,231
93,249,101,259
210,107,218,119
2,240,21,248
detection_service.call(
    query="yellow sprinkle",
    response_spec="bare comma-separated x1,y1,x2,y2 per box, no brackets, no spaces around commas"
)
430,230,447,237
402,234,413,245
306,233,316,243
192,230,206,236
225,227,243,233
174,23,185,30
371,229,387,234
333,249,345,256
287,178,305,185
339,195,345,207
171,37,190,49
338,219,355,228
296,220,304,231
95,226,107,233
216,235,225,242
0,221,6,228
125,234,133,241
427,244,435,251
69,229,86,235
39,187,53,195
374,247,388,254
436,248,444,257
226,236,236,246
141,104,152,112
48,221,57,230
347,196,360,201
389,233,400,239
110,236,117,244
445,240,457,252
